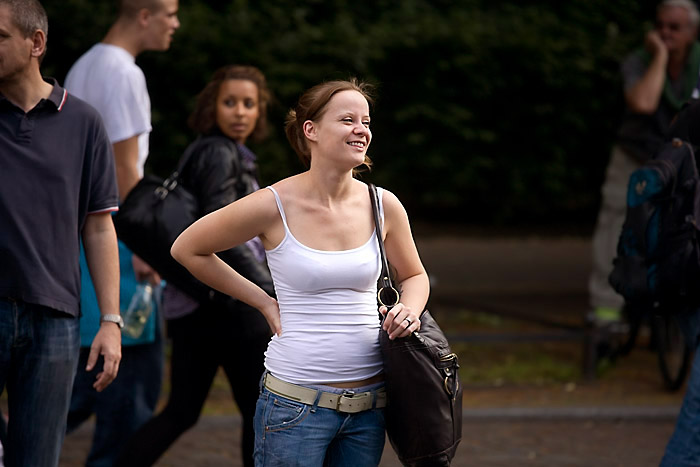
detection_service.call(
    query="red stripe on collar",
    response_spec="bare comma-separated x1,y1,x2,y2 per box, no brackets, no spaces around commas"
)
56,89,67,112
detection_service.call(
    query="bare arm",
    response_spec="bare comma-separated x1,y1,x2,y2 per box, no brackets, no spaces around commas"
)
113,135,160,284
171,189,281,334
379,190,431,340
82,212,121,392
112,136,140,202
625,30,669,114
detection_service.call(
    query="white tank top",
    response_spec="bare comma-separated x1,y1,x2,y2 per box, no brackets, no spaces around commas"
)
263,186,384,384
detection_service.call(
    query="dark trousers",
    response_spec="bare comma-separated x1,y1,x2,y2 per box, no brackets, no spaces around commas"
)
67,332,164,467
115,302,269,467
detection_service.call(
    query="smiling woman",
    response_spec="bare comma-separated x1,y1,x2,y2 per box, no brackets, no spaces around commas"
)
170,79,431,466
303,89,372,174
285,79,373,175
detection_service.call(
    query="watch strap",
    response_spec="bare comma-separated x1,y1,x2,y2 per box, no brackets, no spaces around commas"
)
100,314,124,329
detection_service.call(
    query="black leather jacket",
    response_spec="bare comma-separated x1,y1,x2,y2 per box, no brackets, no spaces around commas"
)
179,133,274,297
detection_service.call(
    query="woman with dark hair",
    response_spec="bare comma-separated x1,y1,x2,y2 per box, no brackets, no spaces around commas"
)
115,65,274,467
172,79,430,466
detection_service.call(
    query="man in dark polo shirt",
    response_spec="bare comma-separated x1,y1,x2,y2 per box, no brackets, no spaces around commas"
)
0,1,121,466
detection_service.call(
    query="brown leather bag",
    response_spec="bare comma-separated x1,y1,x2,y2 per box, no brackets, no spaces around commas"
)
369,183,462,466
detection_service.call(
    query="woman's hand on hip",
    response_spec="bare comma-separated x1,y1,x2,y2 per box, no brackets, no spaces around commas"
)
260,297,282,336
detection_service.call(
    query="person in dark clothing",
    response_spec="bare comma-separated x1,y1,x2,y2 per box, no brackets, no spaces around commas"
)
114,65,274,467
660,98,700,465
0,1,121,465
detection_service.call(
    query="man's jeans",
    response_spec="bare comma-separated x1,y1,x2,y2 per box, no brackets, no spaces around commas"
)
254,385,385,466
0,298,80,467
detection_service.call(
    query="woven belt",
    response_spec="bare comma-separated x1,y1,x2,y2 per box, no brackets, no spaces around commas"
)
263,373,386,414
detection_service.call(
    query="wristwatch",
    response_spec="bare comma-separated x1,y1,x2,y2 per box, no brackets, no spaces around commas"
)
100,314,124,329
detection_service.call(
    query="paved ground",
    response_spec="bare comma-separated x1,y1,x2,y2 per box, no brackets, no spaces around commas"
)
61,413,677,466
54,235,687,466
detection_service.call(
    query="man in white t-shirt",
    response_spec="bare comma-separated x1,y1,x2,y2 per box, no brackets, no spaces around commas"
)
63,0,179,464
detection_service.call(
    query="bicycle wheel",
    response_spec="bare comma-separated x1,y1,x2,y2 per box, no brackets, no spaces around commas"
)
653,313,692,392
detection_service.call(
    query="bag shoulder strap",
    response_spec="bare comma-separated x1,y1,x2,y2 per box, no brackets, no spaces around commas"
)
174,135,241,178
368,183,399,308
156,137,234,203
173,139,199,178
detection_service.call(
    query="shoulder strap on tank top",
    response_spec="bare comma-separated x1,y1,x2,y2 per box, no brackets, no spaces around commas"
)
266,186,290,232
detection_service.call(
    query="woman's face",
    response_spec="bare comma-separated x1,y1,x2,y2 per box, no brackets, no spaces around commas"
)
215,79,260,144
307,90,371,168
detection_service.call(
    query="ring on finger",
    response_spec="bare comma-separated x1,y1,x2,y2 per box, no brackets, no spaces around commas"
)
404,317,413,326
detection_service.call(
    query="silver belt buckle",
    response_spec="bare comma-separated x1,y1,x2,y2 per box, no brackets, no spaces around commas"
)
336,390,372,413
335,390,354,412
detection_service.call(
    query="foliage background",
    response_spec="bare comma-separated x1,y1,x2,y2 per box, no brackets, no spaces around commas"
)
41,0,661,227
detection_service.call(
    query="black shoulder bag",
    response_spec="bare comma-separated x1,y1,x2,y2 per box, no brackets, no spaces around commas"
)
369,183,462,466
113,137,234,303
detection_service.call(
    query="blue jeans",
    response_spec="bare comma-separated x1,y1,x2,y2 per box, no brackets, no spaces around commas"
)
661,310,700,466
253,383,385,467
0,298,80,467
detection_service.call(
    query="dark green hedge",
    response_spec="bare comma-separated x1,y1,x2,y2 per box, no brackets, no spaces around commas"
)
41,0,658,226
